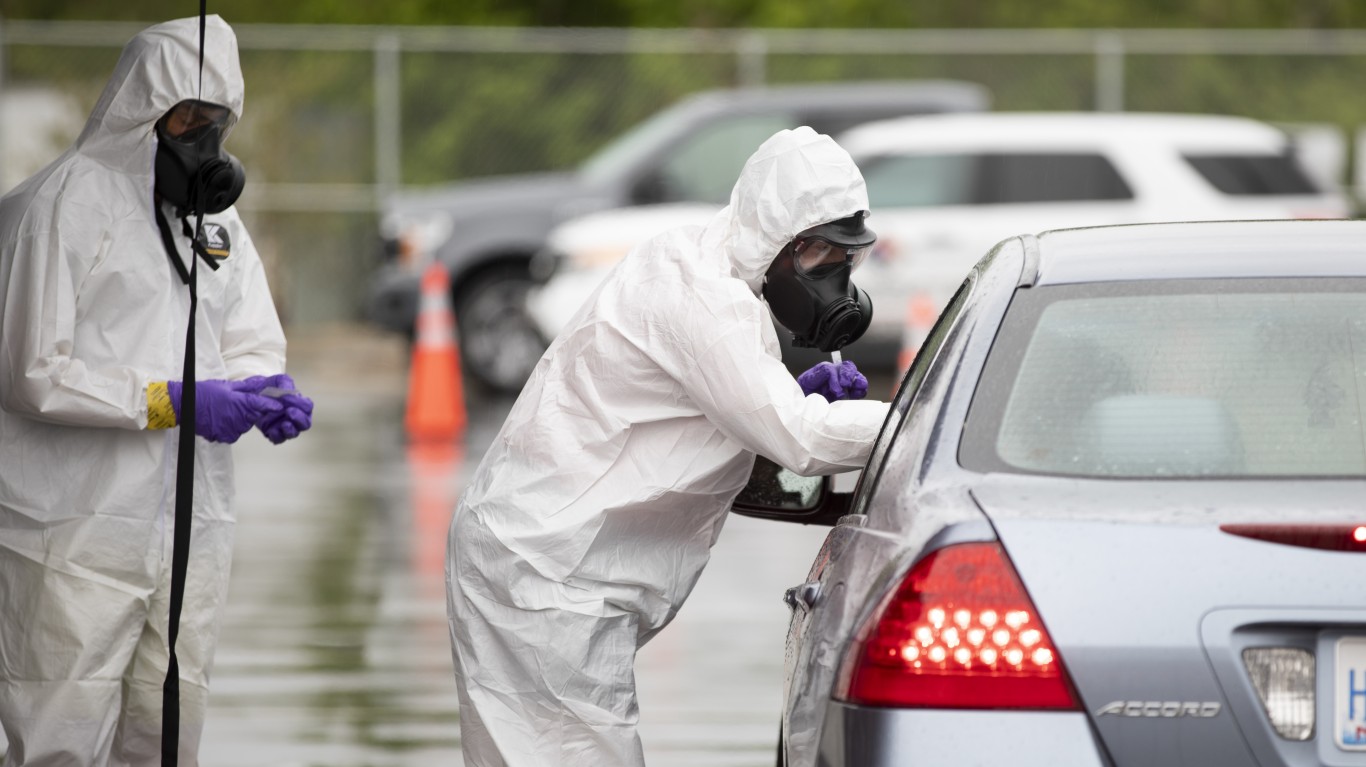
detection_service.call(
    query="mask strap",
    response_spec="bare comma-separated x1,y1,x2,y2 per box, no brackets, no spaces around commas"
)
155,208,191,285
159,217,197,767
197,0,205,98
162,3,209,765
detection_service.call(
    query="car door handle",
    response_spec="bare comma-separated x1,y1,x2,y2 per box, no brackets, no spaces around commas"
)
783,582,822,613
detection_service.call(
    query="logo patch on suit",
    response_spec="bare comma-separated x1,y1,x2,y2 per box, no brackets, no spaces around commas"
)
197,223,231,260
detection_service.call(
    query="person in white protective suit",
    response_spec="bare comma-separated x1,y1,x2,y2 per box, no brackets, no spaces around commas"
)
0,16,313,765
446,126,891,765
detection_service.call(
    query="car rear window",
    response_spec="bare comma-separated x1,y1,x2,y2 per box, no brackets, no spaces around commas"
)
861,153,978,207
655,113,796,204
1184,153,1321,196
981,153,1133,204
960,278,1366,478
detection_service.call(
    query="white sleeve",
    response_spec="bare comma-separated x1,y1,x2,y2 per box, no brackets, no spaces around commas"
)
216,211,286,378
670,284,888,476
0,206,152,429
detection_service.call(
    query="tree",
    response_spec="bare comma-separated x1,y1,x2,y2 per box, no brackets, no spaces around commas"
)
6,0,1366,28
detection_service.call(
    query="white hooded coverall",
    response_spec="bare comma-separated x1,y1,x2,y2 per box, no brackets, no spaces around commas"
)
445,127,890,765
0,17,285,765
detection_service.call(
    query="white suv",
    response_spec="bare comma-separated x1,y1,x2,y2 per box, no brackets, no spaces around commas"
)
529,112,1351,373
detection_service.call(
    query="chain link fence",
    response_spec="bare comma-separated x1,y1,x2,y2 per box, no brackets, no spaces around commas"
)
4,20,1366,323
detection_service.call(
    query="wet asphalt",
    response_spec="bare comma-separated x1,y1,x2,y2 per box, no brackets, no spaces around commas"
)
192,326,897,766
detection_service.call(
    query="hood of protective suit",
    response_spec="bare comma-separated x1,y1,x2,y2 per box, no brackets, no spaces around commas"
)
700,126,870,293
75,15,243,178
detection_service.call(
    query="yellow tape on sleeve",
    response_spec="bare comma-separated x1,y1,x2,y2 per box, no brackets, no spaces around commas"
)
146,381,178,430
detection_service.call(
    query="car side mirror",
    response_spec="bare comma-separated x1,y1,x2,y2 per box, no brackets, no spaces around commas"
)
629,170,671,205
730,456,852,526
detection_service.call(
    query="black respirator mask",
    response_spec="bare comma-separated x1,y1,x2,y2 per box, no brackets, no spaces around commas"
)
762,212,876,353
154,100,245,216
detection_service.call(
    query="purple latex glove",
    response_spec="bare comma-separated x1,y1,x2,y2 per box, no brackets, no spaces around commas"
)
797,360,869,402
167,377,283,444
253,374,314,445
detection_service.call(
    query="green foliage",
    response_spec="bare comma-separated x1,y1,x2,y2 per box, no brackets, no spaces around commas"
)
0,0,520,25
1126,53,1366,128
7,0,1366,27
398,51,740,183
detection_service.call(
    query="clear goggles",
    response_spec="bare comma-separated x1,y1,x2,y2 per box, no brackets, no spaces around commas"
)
793,236,872,276
158,100,234,141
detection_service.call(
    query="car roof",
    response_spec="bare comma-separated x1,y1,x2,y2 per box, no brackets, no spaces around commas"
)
839,111,1289,154
676,79,992,115
1028,219,1366,286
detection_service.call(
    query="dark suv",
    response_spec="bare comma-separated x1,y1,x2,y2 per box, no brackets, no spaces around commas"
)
365,80,991,393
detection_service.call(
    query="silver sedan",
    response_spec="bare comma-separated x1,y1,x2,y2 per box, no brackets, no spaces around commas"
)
735,219,1366,767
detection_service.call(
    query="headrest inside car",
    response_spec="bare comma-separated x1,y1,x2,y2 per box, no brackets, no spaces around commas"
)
1076,394,1245,477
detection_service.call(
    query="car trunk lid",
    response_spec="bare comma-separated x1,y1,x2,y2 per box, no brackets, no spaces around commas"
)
971,478,1366,767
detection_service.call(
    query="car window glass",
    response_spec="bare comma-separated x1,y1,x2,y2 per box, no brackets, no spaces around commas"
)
1184,153,1321,195
982,153,1133,204
860,153,978,208
961,278,1366,478
850,278,973,515
656,114,794,204
579,101,695,187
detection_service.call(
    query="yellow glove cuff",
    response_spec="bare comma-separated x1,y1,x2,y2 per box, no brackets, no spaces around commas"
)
146,381,177,430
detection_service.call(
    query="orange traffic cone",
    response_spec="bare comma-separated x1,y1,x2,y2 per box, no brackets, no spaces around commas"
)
894,292,942,384
405,262,467,441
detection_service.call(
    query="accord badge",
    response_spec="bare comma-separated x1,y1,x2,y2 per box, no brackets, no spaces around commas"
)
1096,701,1221,718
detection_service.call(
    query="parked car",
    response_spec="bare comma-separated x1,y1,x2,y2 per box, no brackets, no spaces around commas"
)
365,80,991,393
732,218,1366,766
529,112,1351,375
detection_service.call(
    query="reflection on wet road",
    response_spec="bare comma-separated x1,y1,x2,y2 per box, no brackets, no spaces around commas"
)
197,329,889,765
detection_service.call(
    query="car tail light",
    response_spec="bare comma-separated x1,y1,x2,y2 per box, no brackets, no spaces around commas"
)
1220,524,1366,552
569,244,632,269
837,541,1078,709
397,231,420,267
390,215,452,271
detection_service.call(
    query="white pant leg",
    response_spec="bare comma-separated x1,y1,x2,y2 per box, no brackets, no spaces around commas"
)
0,547,144,766
111,518,234,766
447,514,645,767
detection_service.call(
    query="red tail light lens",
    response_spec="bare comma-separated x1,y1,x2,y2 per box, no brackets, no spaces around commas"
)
837,542,1078,709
